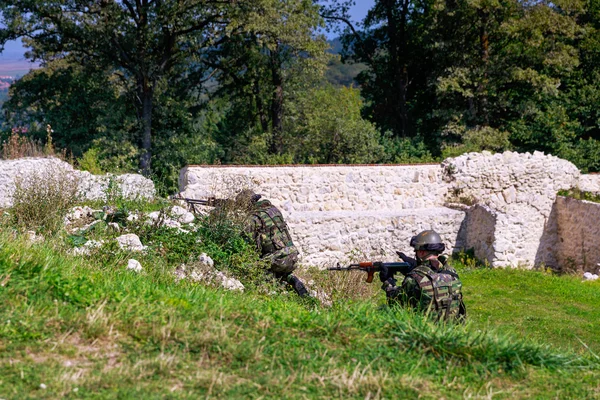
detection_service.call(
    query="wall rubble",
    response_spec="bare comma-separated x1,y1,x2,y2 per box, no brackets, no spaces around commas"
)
0,157,155,208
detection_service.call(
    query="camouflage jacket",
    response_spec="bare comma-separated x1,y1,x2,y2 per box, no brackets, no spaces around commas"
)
384,258,466,321
244,200,295,257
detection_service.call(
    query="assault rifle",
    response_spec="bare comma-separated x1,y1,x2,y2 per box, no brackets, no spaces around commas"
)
172,195,230,213
328,261,415,283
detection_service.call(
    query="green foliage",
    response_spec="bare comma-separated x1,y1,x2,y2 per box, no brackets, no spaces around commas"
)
324,0,600,170
1,60,134,157
76,148,104,175
557,187,600,203
324,54,367,87
287,85,384,164
380,134,436,163
442,126,512,159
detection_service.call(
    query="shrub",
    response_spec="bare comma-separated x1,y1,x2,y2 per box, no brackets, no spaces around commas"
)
77,147,104,174
10,164,81,234
442,126,512,159
557,187,600,204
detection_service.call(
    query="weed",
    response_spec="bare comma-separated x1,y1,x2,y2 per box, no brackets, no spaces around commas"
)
446,187,478,206
299,266,379,303
77,148,104,175
10,164,81,234
450,248,485,271
1,127,45,159
558,187,600,204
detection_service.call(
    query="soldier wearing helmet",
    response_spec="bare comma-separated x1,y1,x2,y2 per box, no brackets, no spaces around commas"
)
236,189,309,297
380,230,466,321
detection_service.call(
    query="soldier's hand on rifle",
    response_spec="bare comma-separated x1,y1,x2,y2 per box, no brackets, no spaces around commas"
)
379,263,391,282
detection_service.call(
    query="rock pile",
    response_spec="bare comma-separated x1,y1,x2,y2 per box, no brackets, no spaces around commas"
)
174,253,245,291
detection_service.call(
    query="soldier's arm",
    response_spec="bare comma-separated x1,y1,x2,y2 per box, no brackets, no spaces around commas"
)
382,275,416,306
242,216,262,252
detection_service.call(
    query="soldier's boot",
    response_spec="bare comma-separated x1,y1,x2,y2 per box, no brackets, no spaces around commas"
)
286,274,309,297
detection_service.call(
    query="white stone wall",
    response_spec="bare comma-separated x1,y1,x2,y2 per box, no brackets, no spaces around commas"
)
180,164,462,266
288,208,466,266
179,164,447,213
555,196,600,273
0,157,155,208
181,151,589,269
443,151,580,268
463,205,497,266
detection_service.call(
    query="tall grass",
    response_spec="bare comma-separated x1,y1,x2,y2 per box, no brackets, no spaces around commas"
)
10,164,80,234
1,230,598,399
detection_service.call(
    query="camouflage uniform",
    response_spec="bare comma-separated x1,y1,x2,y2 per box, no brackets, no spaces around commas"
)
383,258,465,322
236,190,308,297
245,199,299,276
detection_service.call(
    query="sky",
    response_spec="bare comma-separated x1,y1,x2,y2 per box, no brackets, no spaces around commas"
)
0,1,375,77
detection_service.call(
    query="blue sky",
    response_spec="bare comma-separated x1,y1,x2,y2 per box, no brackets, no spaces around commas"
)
0,1,375,76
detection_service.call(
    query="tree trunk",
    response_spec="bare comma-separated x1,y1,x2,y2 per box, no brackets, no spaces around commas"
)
270,58,284,155
477,8,490,126
254,79,269,132
385,0,409,137
139,81,153,176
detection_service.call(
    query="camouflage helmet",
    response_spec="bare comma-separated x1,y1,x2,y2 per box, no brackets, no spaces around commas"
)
410,230,446,253
235,189,262,206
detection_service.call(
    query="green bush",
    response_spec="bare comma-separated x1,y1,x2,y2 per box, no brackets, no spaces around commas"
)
77,147,104,174
286,85,384,164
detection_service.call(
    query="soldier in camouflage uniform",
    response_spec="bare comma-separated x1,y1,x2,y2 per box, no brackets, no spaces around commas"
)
235,189,309,297
379,230,466,322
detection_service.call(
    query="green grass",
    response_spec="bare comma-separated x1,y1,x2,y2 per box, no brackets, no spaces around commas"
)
462,267,600,355
1,233,600,399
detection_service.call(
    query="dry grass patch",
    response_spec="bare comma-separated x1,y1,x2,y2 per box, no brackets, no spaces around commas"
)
11,163,80,233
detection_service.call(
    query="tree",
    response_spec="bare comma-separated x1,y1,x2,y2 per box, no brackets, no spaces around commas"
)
205,0,328,158
322,0,439,138
286,84,384,164
2,58,135,156
0,0,234,175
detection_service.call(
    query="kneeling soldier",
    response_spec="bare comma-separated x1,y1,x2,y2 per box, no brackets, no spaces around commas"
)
235,189,309,297
380,230,466,322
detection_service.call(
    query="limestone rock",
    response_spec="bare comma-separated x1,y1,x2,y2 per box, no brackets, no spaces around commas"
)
71,240,104,256
116,234,146,252
0,157,155,208
583,272,598,281
127,259,143,273
26,230,44,244
173,253,244,292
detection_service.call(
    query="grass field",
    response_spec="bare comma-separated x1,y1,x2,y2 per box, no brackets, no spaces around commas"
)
1,229,599,399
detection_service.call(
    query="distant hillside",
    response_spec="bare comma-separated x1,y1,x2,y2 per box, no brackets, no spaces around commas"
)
0,76,15,105
325,38,366,87
327,37,344,54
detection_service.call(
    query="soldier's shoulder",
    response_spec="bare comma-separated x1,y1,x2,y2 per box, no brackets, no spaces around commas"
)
256,199,273,208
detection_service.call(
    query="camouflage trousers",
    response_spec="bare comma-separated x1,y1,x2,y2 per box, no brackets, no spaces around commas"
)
264,245,299,276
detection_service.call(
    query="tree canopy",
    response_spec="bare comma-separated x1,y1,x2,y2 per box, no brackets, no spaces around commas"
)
2,0,600,191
